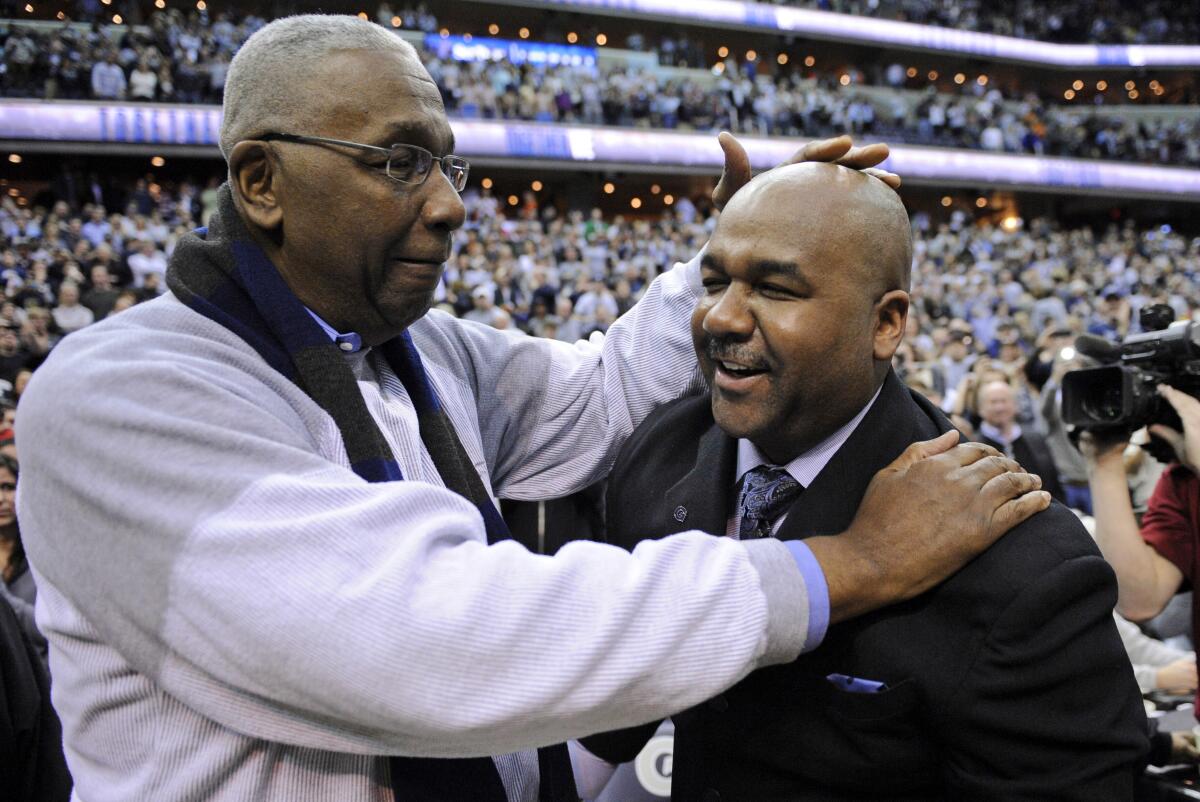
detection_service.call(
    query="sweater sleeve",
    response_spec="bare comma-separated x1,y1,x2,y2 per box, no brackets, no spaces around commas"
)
16,318,814,759
414,251,706,501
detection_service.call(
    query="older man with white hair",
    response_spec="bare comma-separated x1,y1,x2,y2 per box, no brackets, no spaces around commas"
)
17,14,1048,802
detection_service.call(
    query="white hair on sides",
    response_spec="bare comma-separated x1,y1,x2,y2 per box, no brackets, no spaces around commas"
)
219,14,419,160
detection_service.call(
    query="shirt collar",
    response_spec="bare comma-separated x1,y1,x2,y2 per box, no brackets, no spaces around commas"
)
979,420,1022,445
305,307,364,354
735,384,883,489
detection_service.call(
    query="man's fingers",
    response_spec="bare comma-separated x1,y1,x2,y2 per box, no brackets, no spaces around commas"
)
958,455,1027,486
934,439,1007,468
836,142,890,170
989,490,1053,532
861,167,902,189
1159,385,1200,420
887,429,959,470
785,134,853,166
980,468,1043,502
711,131,752,210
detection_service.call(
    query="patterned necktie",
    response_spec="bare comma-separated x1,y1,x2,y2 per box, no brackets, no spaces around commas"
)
737,466,803,539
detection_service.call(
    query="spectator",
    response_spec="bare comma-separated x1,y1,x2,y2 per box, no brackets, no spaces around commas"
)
51,283,95,335
975,379,1066,502
127,239,168,289
81,266,120,320
89,52,127,100
128,56,158,101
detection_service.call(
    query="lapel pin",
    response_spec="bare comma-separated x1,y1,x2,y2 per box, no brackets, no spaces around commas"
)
674,506,688,523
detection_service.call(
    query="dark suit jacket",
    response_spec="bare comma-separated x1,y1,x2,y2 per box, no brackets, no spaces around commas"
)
976,428,1067,503
583,370,1148,801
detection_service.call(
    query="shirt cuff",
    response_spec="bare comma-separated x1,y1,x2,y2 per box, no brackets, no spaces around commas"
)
784,540,830,649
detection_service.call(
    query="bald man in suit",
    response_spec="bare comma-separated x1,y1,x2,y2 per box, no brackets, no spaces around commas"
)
578,163,1148,801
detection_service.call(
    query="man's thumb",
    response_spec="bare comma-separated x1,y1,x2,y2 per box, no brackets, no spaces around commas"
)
893,430,960,468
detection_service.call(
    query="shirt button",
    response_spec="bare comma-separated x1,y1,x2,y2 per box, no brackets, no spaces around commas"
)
339,341,354,352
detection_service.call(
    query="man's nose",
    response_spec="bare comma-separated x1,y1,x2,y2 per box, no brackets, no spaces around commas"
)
703,284,755,340
421,169,467,233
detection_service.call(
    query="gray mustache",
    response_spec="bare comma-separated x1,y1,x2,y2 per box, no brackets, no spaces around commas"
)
705,339,768,369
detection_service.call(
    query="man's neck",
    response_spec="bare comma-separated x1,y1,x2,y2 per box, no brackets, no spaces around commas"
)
741,384,884,488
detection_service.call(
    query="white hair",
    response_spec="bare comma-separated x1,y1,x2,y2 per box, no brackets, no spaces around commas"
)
219,14,420,160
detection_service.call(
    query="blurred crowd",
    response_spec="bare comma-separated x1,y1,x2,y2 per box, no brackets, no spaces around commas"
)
2,178,1198,469
430,57,1200,167
2,6,1199,168
773,0,1199,46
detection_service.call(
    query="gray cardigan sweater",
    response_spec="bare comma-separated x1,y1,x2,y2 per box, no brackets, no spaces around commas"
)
17,253,818,801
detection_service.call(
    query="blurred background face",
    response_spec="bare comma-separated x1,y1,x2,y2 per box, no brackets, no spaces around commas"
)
978,380,1017,429
0,465,16,527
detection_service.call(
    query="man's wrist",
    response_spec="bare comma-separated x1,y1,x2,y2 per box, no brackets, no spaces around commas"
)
803,533,887,626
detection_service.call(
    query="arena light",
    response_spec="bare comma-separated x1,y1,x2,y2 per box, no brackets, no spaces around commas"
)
746,50,757,61
488,24,500,35
976,75,988,86
520,27,531,39
940,195,952,206
567,32,578,43
23,3,32,11
927,70,938,80
839,74,850,85
1063,89,1075,100
480,0,1200,69
1072,80,1084,90
195,0,205,9
1096,80,1108,90
603,182,615,194
663,194,675,205
7,154,21,164
595,33,607,45
507,195,519,206
718,46,729,58
804,55,815,67
630,197,642,209
975,196,988,208
906,67,917,78
953,73,966,84
650,184,661,194
150,156,165,167
112,13,122,23
777,53,788,65
481,177,493,189
531,180,543,191
391,16,401,27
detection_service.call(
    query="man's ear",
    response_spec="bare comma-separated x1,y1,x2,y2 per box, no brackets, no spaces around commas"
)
873,290,910,361
227,140,283,232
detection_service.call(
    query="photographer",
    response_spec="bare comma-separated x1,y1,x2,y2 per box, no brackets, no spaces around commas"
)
1082,385,1200,703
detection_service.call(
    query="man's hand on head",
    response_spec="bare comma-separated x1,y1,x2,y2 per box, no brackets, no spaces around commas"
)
804,430,1051,624
712,132,901,211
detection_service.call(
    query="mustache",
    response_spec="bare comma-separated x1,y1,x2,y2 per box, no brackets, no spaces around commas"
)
704,337,769,368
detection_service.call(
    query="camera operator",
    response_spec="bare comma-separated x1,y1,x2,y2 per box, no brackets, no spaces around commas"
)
1082,384,1200,705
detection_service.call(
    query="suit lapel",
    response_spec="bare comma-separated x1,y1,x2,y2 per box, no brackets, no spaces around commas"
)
664,419,739,537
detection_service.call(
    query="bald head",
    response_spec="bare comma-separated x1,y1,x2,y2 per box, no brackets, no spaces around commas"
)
718,162,912,297
220,15,426,160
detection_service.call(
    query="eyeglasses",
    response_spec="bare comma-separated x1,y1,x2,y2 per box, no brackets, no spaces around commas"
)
259,133,470,192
